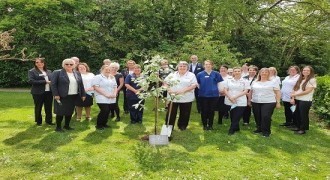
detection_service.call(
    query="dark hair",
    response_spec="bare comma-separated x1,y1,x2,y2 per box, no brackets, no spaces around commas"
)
248,65,258,72
220,65,229,69
34,58,47,72
293,66,315,91
76,62,91,72
287,65,300,75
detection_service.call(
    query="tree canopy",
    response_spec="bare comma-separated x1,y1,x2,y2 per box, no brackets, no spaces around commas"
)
0,0,329,76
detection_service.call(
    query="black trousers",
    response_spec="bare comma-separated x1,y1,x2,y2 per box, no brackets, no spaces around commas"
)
32,91,53,124
229,106,246,132
243,105,252,124
110,93,120,118
199,97,219,128
165,102,192,130
218,96,229,123
283,101,294,125
56,115,72,129
252,102,276,135
294,100,312,131
97,103,116,127
128,98,144,123
122,88,129,112
194,88,201,112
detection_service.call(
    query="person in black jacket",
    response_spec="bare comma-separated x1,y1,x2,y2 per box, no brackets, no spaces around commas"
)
51,58,86,132
189,55,204,113
28,58,54,126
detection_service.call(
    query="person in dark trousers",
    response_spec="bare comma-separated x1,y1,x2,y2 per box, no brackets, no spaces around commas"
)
197,60,223,130
121,60,136,114
92,65,117,130
217,65,232,124
248,68,281,137
242,65,258,125
109,62,124,121
163,61,197,131
189,55,204,113
223,67,250,135
280,66,300,127
290,66,317,135
28,58,54,126
51,58,86,132
125,64,145,124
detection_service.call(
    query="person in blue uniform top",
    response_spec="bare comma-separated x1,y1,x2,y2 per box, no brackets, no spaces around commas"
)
28,58,54,126
197,60,223,130
51,58,86,132
125,64,145,124
189,55,204,113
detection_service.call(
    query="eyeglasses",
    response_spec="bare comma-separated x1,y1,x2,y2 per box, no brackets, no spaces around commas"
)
65,64,74,66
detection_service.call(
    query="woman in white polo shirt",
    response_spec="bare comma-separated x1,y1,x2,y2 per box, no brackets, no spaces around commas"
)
163,61,198,131
92,65,117,130
280,65,300,127
223,67,250,135
248,68,281,137
290,66,316,135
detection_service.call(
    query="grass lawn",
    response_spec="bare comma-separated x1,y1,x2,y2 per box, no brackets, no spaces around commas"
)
0,91,329,179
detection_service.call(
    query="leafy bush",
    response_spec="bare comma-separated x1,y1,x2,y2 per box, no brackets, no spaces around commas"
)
313,75,330,125
0,60,31,87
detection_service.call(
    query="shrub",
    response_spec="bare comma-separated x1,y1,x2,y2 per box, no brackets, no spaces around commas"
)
313,75,330,125
0,60,31,87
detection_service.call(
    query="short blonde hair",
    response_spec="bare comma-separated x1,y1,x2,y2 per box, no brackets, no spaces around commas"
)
62,58,75,68
269,67,278,76
176,61,189,69
109,62,120,69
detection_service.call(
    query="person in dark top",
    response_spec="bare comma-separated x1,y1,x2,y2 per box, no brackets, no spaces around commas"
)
121,60,136,114
189,55,204,113
109,62,124,121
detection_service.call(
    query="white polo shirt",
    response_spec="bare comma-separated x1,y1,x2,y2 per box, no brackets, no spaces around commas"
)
251,80,280,103
224,78,250,106
281,74,300,102
92,74,117,104
295,78,317,101
164,71,197,103
81,73,95,96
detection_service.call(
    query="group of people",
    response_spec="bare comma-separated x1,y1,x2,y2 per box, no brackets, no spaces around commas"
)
28,55,316,136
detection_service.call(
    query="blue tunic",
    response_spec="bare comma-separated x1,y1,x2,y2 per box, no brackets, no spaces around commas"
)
197,71,223,97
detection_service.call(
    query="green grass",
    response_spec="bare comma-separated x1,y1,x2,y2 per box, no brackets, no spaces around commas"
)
0,91,329,179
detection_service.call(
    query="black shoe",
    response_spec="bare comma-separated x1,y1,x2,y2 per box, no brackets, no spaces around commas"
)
115,117,121,121
207,126,213,130
55,128,64,132
179,127,186,131
253,130,262,134
203,126,208,130
124,111,129,114
103,124,110,128
290,127,299,131
295,130,306,135
47,122,55,125
63,126,74,130
36,123,42,126
95,126,104,130
218,120,223,124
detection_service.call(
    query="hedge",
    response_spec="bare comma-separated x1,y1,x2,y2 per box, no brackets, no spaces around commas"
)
314,75,330,125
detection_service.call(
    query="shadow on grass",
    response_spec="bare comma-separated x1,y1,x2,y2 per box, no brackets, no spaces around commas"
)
121,123,147,139
32,132,78,152
83,126,114,144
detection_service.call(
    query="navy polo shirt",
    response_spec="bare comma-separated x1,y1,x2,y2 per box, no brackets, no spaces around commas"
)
197,70,223,97
125,74,141,99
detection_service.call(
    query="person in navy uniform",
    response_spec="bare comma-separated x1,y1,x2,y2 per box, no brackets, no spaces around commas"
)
51,58,86,132
121,60,136,114
189,55,204,113
197,60,223,130
28,58,54,126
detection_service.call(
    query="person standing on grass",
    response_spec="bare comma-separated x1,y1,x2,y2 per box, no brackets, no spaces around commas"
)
280,65,300,127
28,58,54,126
92,65,117,130
290,66,317,135
269,67,281,86
75,63,95,121
125,64,145,124
121,60,136,114
109,62,124,121
163,61,198,131
242,65,258,125
197,60,223,130
189,55,204,113
248,68,281,137
223,67,250,135
217,65,232,124
51,58,86,132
